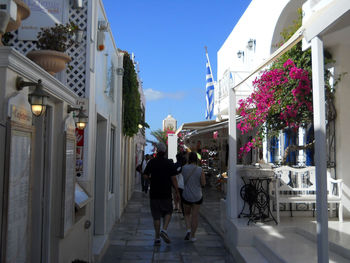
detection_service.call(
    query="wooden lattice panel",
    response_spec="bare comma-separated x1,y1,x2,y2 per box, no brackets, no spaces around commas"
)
67,1,88,97
5,2,88,98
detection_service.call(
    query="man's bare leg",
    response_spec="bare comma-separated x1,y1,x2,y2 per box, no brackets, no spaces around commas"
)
162,213,172,230
154,219,161,239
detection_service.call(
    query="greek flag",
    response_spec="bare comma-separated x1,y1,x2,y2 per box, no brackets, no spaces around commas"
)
205,50,215,120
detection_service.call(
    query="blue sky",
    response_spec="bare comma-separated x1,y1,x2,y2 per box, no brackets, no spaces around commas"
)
103,0,252,153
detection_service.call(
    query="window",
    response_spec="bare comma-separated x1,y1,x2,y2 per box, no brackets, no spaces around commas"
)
109,127,115,193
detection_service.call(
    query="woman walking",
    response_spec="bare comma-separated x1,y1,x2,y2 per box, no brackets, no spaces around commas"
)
181,152,206,242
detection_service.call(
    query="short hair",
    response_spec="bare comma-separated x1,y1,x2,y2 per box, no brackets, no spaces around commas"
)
188,152,198,164
176,153,182,161
157,142,166,153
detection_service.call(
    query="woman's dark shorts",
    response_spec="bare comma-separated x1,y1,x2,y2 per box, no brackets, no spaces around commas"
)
181,196,203,205
150,199,173,220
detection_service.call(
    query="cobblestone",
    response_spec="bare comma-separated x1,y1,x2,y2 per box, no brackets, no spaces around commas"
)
100,187,234,263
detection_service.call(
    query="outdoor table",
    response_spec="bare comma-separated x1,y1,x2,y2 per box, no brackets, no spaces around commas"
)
238,167,278,225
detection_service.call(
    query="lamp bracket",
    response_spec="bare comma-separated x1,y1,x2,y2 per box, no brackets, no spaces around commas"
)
67,105,83,113
16,77,42,91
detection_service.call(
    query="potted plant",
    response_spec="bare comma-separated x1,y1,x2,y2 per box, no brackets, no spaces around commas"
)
0,0,30,46
6,0,30,32
27,22,78,75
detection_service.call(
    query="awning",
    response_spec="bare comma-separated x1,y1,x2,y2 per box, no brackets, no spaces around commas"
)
186,120,229,138
176,120,218,135
233,26,305,90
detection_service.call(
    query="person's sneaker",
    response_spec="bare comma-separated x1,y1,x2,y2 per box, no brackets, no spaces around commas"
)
184,232,191,241
154,239,161,246
160,230,171,244
190,237,197,242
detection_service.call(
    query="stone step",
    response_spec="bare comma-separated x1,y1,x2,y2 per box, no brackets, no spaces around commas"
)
236,246,269,263
295,227,350,261
253,230,349,263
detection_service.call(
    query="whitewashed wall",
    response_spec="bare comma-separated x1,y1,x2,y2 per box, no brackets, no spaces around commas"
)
216,0,306,117
323,33,350,218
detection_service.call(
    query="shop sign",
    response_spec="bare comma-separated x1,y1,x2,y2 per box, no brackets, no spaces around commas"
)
10,105,32,126
18,0,64,41
75,128,84,146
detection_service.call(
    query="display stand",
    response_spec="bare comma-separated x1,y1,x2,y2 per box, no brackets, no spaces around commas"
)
2,105,34,263
60,116,76,237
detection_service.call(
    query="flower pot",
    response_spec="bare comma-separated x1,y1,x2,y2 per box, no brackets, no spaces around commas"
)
0,11,10,45
0,11,10,46
27,50,72,75
5,0,30,32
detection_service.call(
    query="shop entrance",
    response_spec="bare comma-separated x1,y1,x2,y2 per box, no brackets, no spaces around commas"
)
31,107,52,263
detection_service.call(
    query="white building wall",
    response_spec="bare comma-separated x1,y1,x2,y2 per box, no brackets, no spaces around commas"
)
217,0,305,116
91,0,126,257
328,42,350,218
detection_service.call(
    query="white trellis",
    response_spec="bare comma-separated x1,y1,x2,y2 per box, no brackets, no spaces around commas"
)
6,1,88,98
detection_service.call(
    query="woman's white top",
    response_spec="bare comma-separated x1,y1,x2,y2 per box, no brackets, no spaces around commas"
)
181,164,202,202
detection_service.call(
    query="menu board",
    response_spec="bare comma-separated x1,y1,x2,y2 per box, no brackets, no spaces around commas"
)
6,130,31,262
75,183,90,209
62,137,75,236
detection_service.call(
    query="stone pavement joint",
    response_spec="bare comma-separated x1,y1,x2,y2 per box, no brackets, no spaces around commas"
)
100,187,235,263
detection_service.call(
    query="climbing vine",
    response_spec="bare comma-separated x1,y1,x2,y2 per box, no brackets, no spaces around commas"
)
122,52,142,137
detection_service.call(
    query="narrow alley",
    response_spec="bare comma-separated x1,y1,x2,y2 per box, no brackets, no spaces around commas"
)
100,186,234,263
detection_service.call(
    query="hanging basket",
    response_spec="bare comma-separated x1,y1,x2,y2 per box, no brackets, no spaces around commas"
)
27,50,72,75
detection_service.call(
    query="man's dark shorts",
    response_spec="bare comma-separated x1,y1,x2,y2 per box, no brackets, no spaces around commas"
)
150,199,173,220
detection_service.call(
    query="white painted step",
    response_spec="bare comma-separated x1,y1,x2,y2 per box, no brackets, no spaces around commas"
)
295,227,350,260
254,230,349,263
236,246,269,263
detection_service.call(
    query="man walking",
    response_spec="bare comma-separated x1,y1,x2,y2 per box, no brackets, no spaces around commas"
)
143,142,179,246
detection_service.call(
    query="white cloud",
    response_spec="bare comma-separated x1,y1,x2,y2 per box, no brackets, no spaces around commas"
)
144,89,164,101
144,89,185,101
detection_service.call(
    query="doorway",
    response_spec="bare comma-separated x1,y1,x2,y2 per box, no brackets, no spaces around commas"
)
94,115,107,235
31,107,52,262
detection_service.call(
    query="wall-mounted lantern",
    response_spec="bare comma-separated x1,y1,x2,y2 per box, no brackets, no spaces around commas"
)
97,21,108,51
67,105,88,130
16,77,49,117
116,67,124,76
237,50,244,59
71,0,83,9
247,39,256,50
74,29,84,43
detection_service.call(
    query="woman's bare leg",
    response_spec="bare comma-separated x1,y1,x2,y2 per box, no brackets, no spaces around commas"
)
190,204,200,238
183,204,192,231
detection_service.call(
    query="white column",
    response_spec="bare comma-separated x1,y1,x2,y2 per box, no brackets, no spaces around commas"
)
311,36,329,263
227,87,238,219
298,127,306,166
263,125,268,162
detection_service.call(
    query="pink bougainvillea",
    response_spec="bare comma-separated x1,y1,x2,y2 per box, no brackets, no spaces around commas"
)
237,59,313,156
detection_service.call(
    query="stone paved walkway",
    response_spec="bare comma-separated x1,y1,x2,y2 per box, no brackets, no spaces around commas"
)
100,188,235,263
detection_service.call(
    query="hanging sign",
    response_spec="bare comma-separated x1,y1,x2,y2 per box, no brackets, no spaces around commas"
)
10,105,32,126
